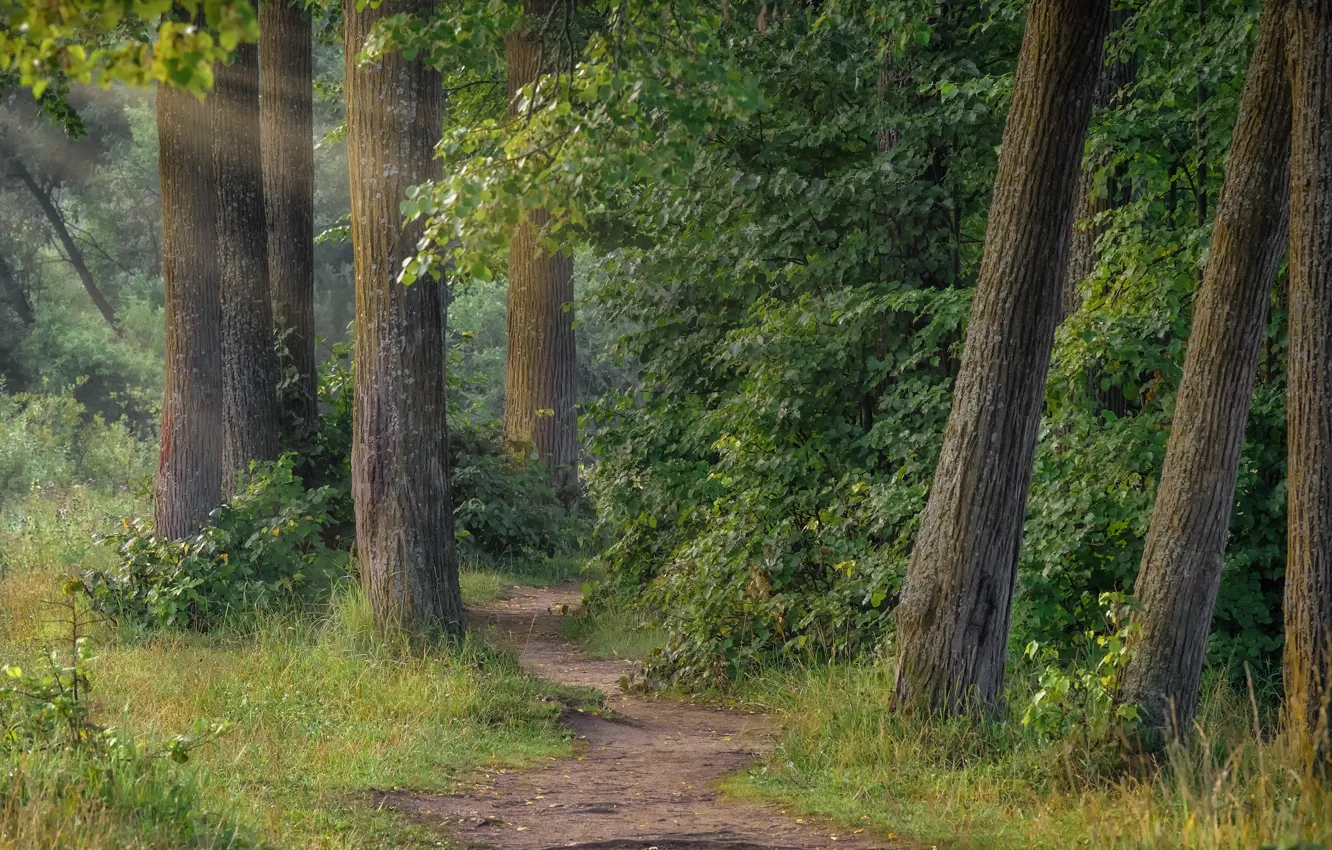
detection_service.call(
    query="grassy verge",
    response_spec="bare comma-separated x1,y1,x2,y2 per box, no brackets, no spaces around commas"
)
0,486,587,849
553,582,1332,849
724,661,1332,850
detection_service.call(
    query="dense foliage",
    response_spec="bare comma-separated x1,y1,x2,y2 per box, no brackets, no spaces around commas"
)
383,0,1292,685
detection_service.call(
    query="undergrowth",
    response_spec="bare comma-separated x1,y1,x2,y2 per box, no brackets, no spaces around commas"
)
0,486,588,849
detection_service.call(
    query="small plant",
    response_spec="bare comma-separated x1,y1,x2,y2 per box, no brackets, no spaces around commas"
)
78,457,346,630
1021,591,1141,743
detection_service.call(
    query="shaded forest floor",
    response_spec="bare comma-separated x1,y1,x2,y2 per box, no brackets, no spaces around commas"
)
379,584,896,850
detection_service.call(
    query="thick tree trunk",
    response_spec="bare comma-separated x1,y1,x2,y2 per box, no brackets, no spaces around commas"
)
261,0,318,442
344,0,463,635
0,255,34,327
504,0,579,503
214,43,281,487
8,158,121,335
1061,11,1135,321
890,0,1108,716
154,77,224,538
1283,0,1332,741
1118,0,1291,740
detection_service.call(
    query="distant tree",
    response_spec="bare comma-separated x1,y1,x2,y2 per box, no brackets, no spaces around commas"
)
261,0,318,442
891,0,1109,716
1118,0,1291,740
1282,0,1332,742
1061,9,1135,321
154,61,224,538
213,42,281,485
344,0,464,635
504,0,579,504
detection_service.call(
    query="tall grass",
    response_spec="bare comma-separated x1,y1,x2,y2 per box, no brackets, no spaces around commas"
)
728,660,1332,850
0,486,586,849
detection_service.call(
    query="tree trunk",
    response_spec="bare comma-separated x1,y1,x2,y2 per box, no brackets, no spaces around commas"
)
1118,0,1291,740
0,255,34,327
1061,10,1135,321
344,0,463,636
154,76,224,538
8,158,121,335
214,43,281,487
261,0,318,443
890,0,1109,716
504,0,579,504
1283,0,1332,741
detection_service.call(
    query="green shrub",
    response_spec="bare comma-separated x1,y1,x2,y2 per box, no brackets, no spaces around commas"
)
78,458,346,631
0,386,153,507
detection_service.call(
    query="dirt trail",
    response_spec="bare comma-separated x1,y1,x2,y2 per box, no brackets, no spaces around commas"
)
374,585,897,850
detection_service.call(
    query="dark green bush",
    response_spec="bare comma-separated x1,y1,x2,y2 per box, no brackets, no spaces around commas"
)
79,457,346,630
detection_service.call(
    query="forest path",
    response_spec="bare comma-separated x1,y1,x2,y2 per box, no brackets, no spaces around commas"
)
373,584,898,850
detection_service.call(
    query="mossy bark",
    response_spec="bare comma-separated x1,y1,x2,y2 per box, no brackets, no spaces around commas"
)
344,0,463,635
1283,0,1332,741
1119,0,1291,739
214,42,281,486
261,0,318,442
890,0,1109,716
503,0,579,504
154,72,224,538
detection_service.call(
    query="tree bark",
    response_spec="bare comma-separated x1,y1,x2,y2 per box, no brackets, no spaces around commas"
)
214,43,281,487
154,75,224,538
261,0,318,442
890,0,1109,716
1061,10,1135,321
1283,0,1332,741
504,0,579,504
7,157,121,335
0,254,34,327
1118,0,1291,740
344,0,463,636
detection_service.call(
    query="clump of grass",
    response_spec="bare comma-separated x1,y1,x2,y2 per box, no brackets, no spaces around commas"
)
562,603,666,662
726,660,1332,850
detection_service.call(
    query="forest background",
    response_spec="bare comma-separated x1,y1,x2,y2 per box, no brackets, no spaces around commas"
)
0,0,1324,848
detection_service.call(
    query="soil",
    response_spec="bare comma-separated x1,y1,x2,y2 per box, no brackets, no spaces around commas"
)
372,585,898,850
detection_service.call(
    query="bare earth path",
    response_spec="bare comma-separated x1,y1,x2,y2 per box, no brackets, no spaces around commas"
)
374,585,897,850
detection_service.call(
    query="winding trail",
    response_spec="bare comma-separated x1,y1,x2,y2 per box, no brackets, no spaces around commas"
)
374,585,898,850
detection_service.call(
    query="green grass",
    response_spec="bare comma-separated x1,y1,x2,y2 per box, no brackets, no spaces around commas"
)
0,486,589,850
721,661,1332,850
560,603,666,662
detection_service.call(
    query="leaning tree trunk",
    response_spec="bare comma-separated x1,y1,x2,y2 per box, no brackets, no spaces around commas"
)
1061,9,1135,321
890,0,1109,716
504,0,579,504
214,43,281,488
8,158,121,335
1283,0,1332,742
0,255,34,327
344,0,463,636
261,0,318,443
154,75,224,538
1118,0,1291,740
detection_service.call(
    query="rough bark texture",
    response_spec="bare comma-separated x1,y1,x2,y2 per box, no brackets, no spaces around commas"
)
1283,0,1332,740
1119,0,1291,739
214,43,281,487
1061,11,1135,321
261,0,318,441
154,77,224,538
344,0,463,635
890,0,1108,716
8,158,121,334
504,0,579,503
0,255,34,327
